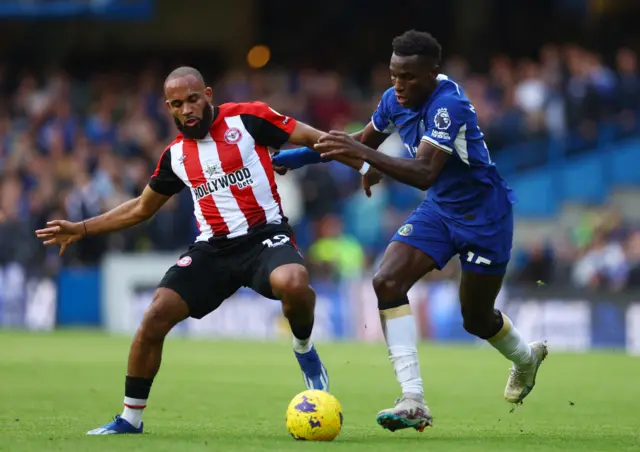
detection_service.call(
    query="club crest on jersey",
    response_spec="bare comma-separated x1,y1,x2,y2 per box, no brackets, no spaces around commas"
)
224,127,242,144
205,162,223,178
398,224,413,237
177,256,192,267
434,108,451,130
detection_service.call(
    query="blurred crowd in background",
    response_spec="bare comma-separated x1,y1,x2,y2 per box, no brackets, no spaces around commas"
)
0,42,639,291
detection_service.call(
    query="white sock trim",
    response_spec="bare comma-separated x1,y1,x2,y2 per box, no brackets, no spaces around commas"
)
488,314,533,367
122,397,146,428
293,336,313,354
123,397,147,408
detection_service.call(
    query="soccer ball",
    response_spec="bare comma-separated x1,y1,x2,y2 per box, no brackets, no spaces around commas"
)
285,389,343,441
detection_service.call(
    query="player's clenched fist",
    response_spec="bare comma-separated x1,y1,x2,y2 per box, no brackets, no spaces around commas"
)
35,220,86,256
270,149,289,175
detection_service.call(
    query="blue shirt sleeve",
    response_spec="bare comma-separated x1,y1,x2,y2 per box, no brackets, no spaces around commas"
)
421,95,466,155
371,88,397,134
271,147,327,169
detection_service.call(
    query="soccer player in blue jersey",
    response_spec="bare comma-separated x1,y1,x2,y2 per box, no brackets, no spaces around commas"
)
273,30,548,433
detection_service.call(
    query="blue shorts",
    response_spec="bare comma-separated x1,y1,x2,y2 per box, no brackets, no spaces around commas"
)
391,208,513,275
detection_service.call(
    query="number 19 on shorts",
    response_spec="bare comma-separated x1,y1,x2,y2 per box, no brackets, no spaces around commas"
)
262,234,290,248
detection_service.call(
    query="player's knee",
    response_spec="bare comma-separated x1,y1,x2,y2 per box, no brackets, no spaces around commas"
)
461,307,499,339
372,271,407,304
139,289,188,341
138,309,172,343
270,264,314,305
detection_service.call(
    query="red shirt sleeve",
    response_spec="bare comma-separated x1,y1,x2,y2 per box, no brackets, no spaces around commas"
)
236,102,297,149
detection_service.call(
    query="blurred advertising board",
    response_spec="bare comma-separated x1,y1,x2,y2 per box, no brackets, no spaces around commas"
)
0,263,56,331
96,254,640,354
4,254,638,355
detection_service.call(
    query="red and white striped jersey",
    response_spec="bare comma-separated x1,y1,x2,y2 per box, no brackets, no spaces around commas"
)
149,101,297,241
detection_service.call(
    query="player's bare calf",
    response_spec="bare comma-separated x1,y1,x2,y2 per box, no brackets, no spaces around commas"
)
128,288,189,380
271,264,330,391
270,263,315,339
88,288,189,435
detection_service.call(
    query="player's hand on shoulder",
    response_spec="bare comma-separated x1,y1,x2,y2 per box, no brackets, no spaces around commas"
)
362,167,383,198
35,220,86,256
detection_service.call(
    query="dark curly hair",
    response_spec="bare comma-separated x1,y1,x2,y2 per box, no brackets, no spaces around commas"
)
392,30,442,64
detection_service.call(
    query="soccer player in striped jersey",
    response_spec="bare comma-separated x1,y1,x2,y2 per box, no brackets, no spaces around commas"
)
273,30,548,432
35,66,365,435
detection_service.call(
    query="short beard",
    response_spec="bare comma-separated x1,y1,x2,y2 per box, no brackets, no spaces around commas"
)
175,104,214,139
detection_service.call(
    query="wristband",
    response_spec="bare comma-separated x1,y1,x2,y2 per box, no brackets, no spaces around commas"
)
359,162,370,175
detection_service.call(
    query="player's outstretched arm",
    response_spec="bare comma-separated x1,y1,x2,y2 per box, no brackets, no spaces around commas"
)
288,121,366,172
246,102,384,196
272,147,328,170
82,185,170,235
285,121,385,197
315,131,449,191
273,122,390,171
34,185,170,256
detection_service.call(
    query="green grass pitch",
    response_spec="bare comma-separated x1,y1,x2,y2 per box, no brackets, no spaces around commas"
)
0,330,639,451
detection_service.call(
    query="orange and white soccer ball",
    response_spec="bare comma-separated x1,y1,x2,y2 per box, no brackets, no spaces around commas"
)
285,389,343,441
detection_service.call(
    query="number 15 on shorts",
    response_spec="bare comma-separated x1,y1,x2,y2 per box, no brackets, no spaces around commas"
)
466,251,492,265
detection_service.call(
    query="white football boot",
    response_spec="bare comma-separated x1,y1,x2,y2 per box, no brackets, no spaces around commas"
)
376,393,433,432
504,341,548,404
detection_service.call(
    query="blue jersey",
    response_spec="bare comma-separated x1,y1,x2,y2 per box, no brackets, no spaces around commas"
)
371,74,516,225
